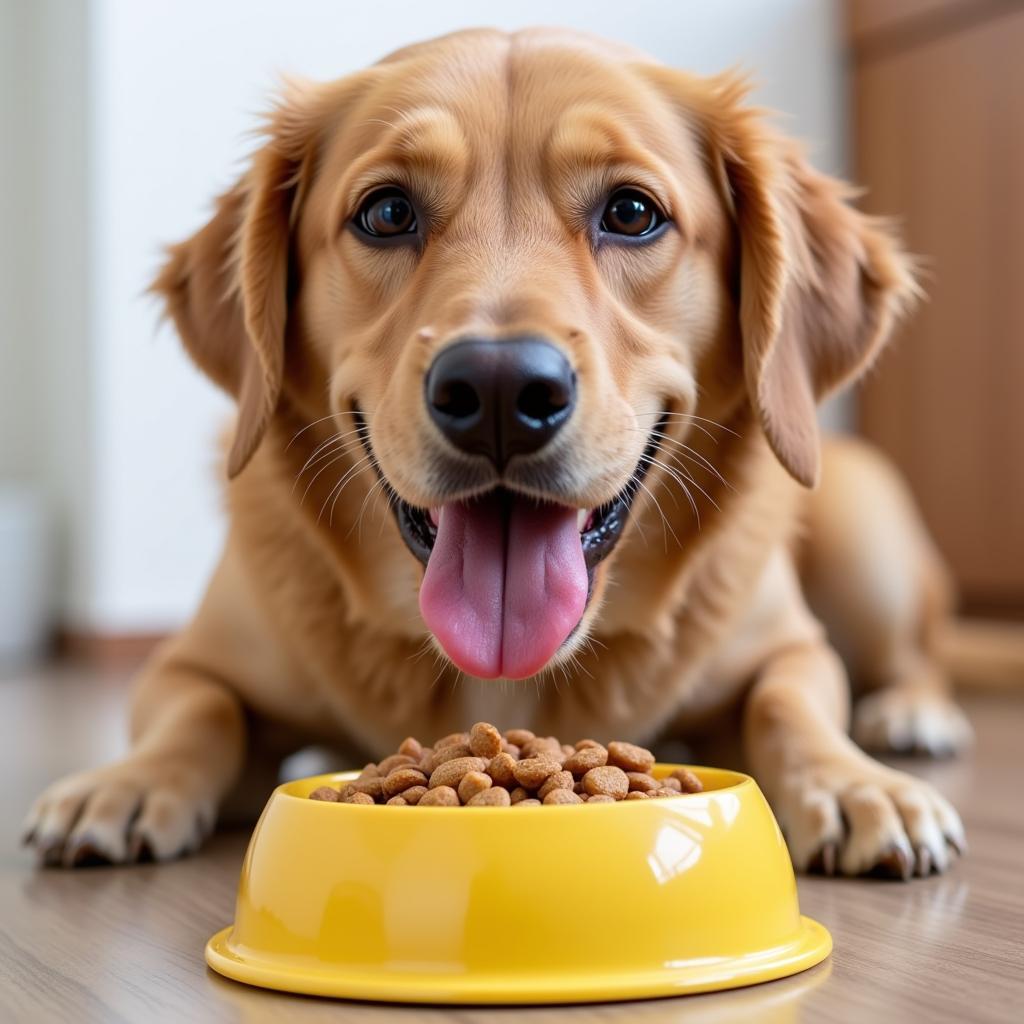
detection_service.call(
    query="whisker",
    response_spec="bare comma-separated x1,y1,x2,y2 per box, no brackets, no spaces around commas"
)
292,428,367,489
666,459,722,513
286,411,345,451
635,476,684,549
634,409,740,439
639,455,699,531
644,450,722,515
299,450,350,506
316,455,375,524
650,431,731,489
347,474,391,536
305,450,372,511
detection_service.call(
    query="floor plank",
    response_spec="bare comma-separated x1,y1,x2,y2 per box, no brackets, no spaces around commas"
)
1,662,1021,1023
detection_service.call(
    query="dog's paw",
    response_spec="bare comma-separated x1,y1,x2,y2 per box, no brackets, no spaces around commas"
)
775,762,965,879
853,688,973,758
22,759,216,867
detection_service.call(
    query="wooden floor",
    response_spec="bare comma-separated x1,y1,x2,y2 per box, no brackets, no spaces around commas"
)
1,662,1021,1024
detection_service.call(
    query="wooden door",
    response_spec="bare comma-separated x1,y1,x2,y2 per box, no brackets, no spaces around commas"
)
850,0,1024,612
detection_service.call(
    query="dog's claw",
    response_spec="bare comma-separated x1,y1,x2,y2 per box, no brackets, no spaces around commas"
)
63,834,114,868
37,837,65,868
871,844,913,880
808,841,839,876
915,844,933,878
127,833,155,864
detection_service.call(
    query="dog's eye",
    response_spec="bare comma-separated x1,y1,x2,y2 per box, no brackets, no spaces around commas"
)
355,188,417,238
600,189,665,237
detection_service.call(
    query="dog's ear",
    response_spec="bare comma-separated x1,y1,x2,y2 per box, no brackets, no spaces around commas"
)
649,70,918,487
152,79,364,477
713,76,918,487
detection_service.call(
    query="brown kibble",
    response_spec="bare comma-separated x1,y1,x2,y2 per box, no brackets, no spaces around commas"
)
512,757,562,789
466,787,512,807
521,736,561,759
311,731,699,810
378,753,417,775
427,742,473,772
458,771,493,804
582,765,629,799
398,736,422,759
309,786,341,802
504,728,535,746
346,776,383,799
418,786,459,806
627,772,660,793
344,791,375,805
487,752,519,788
429,756,487,790
563,744,608,776
382,767,428,798
469,722,502,759
537,770,574,799
606,741,655,774
543,789,583,805
671,768,704,793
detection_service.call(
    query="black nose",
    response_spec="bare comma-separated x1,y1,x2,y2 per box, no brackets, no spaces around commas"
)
425,337,576,470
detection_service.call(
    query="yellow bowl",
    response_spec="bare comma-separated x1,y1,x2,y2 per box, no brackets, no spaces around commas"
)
206,765,830,1004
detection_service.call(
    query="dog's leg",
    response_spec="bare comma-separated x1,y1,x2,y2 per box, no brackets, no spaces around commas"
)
803,438,972,757
743,640,965,878
23,647,245,867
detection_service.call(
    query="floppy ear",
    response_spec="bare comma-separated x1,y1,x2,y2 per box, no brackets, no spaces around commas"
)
152,85,337,477
701,76,919,486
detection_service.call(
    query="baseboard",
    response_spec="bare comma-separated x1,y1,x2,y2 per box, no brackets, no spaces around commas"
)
55,630,169,666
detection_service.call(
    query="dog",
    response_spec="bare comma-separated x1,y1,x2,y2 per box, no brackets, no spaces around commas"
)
26,28,973,877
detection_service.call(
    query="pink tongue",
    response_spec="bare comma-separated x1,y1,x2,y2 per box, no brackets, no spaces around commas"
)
419,492,588,679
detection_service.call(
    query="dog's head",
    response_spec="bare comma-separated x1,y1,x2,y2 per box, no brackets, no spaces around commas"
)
155,29,915,681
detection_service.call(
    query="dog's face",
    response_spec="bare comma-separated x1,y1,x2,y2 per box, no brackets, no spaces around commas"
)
156,29,914,681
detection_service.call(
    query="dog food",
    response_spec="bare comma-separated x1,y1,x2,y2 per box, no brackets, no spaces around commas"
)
308,724,705,806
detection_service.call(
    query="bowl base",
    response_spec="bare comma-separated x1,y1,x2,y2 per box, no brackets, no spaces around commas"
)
206,916,831,1005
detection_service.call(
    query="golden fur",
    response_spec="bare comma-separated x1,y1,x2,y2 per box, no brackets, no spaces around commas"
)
27,29,970,877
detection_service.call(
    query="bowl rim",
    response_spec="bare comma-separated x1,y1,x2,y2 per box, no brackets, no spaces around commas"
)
206,916,832,1004
279,763,756,811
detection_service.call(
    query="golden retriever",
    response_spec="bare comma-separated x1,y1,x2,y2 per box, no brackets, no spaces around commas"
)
26,28,972,877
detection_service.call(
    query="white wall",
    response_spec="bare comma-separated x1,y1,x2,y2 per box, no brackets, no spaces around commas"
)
1,1,93,632
0,0,37,483
19,0,848,632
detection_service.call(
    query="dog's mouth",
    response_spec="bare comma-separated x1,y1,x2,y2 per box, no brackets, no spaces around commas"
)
357,411,667,680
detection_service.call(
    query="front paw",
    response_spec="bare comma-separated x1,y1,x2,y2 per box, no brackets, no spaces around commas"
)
773,760,966,879
22,759,216,867
853,688,973,758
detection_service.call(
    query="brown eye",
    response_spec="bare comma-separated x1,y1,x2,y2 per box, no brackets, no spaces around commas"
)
355,188,417,238
600,188,665,237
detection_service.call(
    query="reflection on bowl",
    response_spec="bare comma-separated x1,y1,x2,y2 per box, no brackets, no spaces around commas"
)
206,765,830,1004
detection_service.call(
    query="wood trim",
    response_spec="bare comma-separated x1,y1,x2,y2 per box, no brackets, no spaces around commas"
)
55,630,168,666
849,0,1024,63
